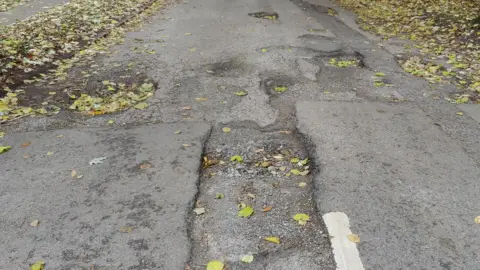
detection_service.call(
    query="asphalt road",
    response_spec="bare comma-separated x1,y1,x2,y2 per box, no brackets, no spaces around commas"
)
1,0,479,269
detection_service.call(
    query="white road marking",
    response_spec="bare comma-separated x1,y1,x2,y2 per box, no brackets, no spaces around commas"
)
323,212,365,270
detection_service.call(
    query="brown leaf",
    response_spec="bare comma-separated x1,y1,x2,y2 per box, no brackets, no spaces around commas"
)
262,206,272,212
140,163,152,169
21,141,31,148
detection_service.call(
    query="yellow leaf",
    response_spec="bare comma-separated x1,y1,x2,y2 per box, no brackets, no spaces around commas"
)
215,193,224,199
189,47,197,52
264,236,280,244
240,254,254,263
299,182,307,187
185,32,192,36
347,234,360,243
234,91,248,96
193,207,206,215
107,119,115,124
134,102,148,110
475,216,480,224
238,206,254,217
456,112,464,116
290,157,300,163
293,213,310,225
48,92,56,95
119,226,134,233
222,127,231,133
0,132,5,138
30,220,40,227
273,86,288,93
290,169,301,175
0,146,11,153
30,261,45,270
47,151,54,156
195,97,208,102
261,48,268,53
230,155,243,162
71,169,77,178
174,130,182,135
206,260,224,270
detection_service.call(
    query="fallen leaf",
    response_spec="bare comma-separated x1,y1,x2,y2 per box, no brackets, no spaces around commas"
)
279,166,286,171
76,175,84,179
222,127,231,133
215,193,224,199
140,163,152,169
290,169,301,175
21,141,31,148
182,144,192,147
189,47,197,52
273,154,284,160
230,155,243,162
89,156,107,165
71,169,77,178
56,135,64,138
456,112,464,116
279,130,291,134
23,154,30,159
185,32,192,36
0,146,11,153
273,86,288,93
247,193,255,199
299,182,307,187
30,220,40,227
119,226,134,233
47,151,54,156
195,97,208,102
174,130,182,135
134,102,148,110
29,260,45,270
264,236,280,244
300,158,309,165
193,207,205,215
261,48,268,53
234,91,248,96
290,157,300,163
299,170,310,176
48,91,56,95
475,216,480,224
293,213,310,225
181,106,192,110
262,206,273,212
347,234,360,243
206,260,224,270
261,161,272,168
375,72,385,77
0,132,5,138
240,254,254,263
238,206,254,217
107,120,115,124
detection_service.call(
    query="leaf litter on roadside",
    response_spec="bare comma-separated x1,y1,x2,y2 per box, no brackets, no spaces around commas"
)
338,0,480,101
0,0,164,122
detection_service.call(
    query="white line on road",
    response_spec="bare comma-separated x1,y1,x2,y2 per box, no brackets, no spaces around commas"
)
323,212,365,270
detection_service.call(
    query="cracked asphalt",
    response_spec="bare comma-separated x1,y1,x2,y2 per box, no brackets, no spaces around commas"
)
1,0,479,269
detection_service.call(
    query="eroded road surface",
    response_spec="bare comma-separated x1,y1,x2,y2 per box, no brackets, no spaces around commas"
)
1,0,479,269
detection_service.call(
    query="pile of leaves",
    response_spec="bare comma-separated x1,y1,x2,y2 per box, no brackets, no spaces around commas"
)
0,0,163,121
337,0,480,102
0,0,155,87
0,0,27,12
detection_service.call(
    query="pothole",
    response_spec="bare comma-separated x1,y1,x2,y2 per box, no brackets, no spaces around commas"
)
203,58,246,77
188,127,335,269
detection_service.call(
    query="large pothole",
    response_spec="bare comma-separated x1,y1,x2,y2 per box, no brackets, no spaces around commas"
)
187,127,335,269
